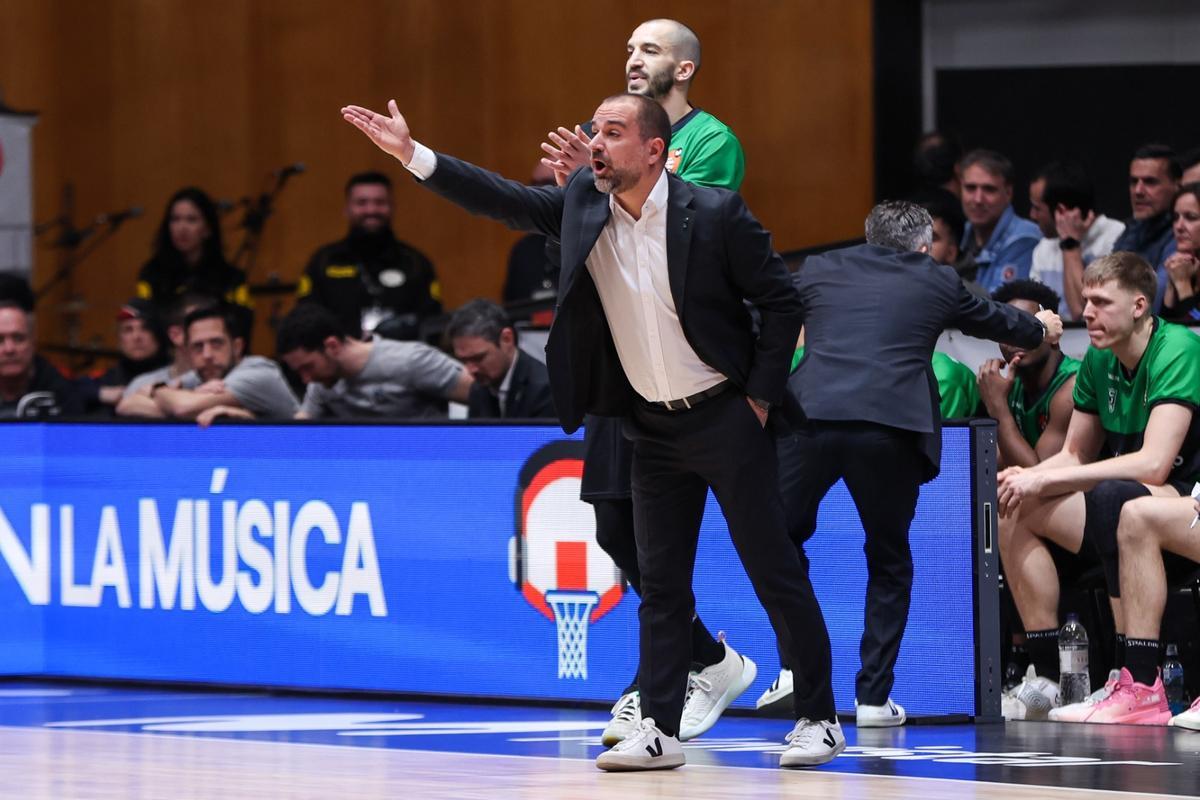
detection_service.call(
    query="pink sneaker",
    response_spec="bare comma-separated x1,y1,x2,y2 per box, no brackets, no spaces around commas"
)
1049,669,1121,722
1086,668,1172,725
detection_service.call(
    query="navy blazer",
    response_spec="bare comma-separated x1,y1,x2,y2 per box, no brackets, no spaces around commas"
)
788,243,1045,481
466,350,555,420
421,154,803,434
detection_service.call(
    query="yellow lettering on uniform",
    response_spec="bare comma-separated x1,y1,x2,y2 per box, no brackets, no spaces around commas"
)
325,266,359,278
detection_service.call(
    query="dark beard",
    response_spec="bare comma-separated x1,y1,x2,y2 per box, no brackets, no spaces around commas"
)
629,66,675,100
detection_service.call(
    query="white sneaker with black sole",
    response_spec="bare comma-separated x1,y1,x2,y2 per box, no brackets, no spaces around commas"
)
756,667,794,709
601,689,641,748
855,697,906,727
780,718,845,768
595,717,685,772
679,642,758,740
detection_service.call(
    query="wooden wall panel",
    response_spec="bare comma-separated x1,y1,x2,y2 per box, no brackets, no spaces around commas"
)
0,0,873,359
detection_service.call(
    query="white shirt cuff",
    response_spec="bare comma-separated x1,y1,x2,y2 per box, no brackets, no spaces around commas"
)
403,142,437,180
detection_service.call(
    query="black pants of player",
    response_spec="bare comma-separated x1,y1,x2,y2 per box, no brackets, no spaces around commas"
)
626,389,835,735
592,497,724,693
776,420,923,707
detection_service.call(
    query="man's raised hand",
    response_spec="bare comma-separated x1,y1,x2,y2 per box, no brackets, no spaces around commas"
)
540,125,592,187
341,100,416,165
1035,308,1063,346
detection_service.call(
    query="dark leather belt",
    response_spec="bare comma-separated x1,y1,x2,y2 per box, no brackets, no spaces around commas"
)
651,380,731,411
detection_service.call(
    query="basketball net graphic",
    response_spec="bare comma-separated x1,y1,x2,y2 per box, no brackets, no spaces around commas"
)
511,443,624,680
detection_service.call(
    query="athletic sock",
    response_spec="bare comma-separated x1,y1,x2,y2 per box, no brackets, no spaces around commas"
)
1124,638,1160,686
691,616,726,668
1025,629,1060,682
1115,633,1127,668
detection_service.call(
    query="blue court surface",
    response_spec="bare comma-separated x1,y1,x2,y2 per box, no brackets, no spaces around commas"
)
3,680,1199,796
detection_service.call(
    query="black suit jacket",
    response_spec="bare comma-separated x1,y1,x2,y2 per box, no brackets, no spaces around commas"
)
788,243,1045,481
422,155,803,433
466,350,555,419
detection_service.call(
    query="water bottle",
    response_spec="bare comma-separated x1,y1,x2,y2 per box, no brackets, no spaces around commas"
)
1164,644,1186,715
1058,614,1090,705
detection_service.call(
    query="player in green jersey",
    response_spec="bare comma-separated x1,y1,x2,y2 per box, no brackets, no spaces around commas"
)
978,280,1079,468
539,19,752,748
996,252,1200,721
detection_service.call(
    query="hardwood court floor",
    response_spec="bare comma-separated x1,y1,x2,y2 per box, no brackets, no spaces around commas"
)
1,683,1197,799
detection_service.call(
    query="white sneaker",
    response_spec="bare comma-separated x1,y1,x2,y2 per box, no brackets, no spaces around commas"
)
601,689,640,748
595,717,685,772
1001,665,1061,720
756,667,793,709
679,642,757,740
1049,669,1120,722
780,718,845,768
855,697,906,728
1169,694,1200,730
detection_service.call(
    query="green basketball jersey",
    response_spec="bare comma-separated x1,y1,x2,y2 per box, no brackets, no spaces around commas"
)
667,109,745,191
1007,354,1081,446
1073,318,1200,485
932,351,980,419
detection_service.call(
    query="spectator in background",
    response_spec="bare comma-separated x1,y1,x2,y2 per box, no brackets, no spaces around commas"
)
977,280,1079,469
275,303,470,420
119,306,296,422
503,163,559,303
1161,183,1200,323
0,301,83,418
77,299,170,414
446,299,554,419
118,293,210,408
297,171,441,341
957,149,1041,293
914,189,964,267
136,187,253,336
1028,162,1125,321
913,131,963,197
1179,145,1200,185
1111,144,1180,311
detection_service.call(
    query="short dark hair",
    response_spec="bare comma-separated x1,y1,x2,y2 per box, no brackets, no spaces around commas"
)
167,293,216,329
960,149,1015,186
602,93,672,153
991,278,1061,312
276,303,346,354
1033,160,1096,216
0,272,35,312
1132,143,1182,181
1178,182,1200,207
912,188,965,245
446,299,512,346
913,131,963,189
345,171,393,196
183,305,237,341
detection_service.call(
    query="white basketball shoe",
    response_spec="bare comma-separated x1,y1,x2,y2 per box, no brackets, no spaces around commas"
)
595,717,685,771
756,667,794,709
780,718,845,768
855,697,907,727
1001,665,1061,720
680,642,758,740
601,689,641,748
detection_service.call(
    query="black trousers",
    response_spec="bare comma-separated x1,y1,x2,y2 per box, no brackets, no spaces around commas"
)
776,421,922,706
592,497,723,692
626,389,835,734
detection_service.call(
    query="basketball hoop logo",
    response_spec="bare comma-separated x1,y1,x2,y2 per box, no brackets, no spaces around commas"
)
509,441,624,679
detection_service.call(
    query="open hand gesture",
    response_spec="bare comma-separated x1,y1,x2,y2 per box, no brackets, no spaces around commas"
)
341,100,415,164
540,125,593,187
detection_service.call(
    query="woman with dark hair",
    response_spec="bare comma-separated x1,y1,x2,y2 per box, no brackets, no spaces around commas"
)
135,187,253,330
1162,183,1200,323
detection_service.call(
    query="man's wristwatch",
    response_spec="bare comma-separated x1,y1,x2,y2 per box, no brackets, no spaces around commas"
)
1059,236,1081,251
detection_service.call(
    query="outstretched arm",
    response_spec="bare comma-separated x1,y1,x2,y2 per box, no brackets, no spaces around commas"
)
342,100,565,239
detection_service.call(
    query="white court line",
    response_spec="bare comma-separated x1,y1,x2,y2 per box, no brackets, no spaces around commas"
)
0,692,254,706
2,724,1188,800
